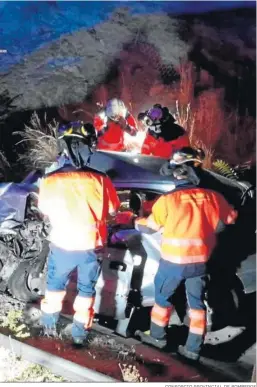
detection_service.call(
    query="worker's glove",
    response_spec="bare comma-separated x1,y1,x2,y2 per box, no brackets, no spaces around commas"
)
160,161,173,176
118,116,128,130
115,211,135,225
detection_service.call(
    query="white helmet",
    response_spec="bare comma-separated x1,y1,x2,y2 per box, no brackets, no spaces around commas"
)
105,98,127,122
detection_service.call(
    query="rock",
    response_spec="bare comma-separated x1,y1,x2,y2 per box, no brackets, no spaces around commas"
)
0,8,189,111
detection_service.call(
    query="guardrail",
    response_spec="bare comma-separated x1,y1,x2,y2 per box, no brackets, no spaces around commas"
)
0,332,117,382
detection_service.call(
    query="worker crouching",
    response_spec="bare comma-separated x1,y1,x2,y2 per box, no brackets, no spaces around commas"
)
116,147,238,360
38,121,120,345
138,104,190,158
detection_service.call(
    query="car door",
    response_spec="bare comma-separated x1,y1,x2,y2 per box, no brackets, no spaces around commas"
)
94,190,137,320
94,188,163,320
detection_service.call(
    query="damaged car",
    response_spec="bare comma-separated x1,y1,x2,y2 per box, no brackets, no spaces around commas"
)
0,151,256,337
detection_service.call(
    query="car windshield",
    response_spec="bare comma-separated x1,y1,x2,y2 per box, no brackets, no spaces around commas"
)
104,152,168,175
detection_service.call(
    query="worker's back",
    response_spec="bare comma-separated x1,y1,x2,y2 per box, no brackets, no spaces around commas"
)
38,167,119,251
155,187,237,264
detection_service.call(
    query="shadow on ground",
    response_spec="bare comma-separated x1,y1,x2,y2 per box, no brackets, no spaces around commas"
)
201,293,256,363
165,292,256,364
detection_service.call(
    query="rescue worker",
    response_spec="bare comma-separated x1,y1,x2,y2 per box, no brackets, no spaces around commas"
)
159,146,205,182
138,104,190,158
38,121,120,345
160,146,245,209
126,148,205,218
116,147,238,360
93,98,138,151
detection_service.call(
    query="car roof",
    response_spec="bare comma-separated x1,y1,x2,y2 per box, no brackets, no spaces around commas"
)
88,150,176,191
87,151,248,202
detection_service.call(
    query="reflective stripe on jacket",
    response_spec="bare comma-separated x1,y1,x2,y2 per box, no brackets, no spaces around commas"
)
135,188,238,264
141,133,190,158
38,170,120,251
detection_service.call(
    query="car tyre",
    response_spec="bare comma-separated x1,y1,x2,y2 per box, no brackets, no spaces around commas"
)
8,241,49,302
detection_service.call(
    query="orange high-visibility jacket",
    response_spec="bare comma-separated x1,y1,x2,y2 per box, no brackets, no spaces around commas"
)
94,112,137,151
38,169,120,251
141,133,190,158
135,188,238,264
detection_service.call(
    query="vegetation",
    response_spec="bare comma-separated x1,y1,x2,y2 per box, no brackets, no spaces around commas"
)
173,62,256,167
56,55,255,170
0,310,30,339
119,363,147,382
212,159,239,180
0,311,65,382
10,364,65,382
15,112,59,171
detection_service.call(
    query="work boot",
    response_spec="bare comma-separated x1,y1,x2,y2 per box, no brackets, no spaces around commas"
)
135,330,167,349
72,320,89,347
177,345,200,361
72,335,89,347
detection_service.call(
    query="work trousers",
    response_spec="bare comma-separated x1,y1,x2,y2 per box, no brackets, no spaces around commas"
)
40,244,102,340
151,258,207,354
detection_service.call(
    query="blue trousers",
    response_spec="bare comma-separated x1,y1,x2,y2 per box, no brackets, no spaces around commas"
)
41,244,102,340
151,258,207,354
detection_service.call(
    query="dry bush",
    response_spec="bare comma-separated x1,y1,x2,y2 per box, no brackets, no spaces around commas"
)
174,98,215,169
15,112,59,171
174,63,224,152
194,89,226,148
174,61,196,107
173,62,256,167
119,363,147,382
